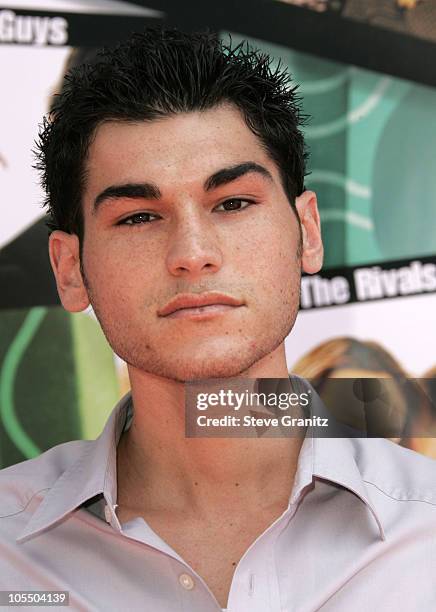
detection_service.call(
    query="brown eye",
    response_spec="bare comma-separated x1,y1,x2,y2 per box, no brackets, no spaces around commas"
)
119,212,158,225
216,199,254,212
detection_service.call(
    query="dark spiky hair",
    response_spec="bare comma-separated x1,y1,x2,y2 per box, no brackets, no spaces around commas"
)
34,26,309,242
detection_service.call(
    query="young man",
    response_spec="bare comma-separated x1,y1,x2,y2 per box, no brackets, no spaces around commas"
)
1,27,435,612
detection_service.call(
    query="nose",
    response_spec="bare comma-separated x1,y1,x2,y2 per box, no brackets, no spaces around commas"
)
166,210,223,279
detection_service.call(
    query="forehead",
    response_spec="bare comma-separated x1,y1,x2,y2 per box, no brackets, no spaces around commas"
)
84,103,280,193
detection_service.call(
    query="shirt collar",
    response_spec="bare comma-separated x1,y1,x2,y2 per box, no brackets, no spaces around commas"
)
17,393,132,543
17,379,385,543
290,376,386,541
313,436,385,540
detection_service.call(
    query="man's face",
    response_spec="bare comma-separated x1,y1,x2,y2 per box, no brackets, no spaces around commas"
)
55,103,322,382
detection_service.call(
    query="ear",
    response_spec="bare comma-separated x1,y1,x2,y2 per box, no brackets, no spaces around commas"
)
48,231,90,312
295,190,323,274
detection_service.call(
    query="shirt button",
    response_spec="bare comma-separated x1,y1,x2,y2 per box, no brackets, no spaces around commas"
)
179,573,195,590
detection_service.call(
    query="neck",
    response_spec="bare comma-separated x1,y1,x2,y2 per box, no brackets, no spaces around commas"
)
116,344,304,516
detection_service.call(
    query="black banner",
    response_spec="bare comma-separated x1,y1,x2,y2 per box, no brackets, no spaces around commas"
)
301,255,436,309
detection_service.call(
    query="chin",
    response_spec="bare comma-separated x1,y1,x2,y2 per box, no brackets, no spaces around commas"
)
110,318,294,382
123,345,263,383
163,355,259,383
174,361,253,383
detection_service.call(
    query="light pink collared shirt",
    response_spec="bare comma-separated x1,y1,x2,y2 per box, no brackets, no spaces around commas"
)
1,391,436,611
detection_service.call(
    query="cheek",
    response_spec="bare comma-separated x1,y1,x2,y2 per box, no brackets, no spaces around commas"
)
236,219,298,285
83,243,151,311
85,231,157,280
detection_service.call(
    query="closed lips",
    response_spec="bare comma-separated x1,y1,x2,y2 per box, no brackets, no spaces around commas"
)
158,292,244,316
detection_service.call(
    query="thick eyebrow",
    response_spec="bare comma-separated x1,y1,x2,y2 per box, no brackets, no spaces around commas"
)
93,182,161,212
93,161,273,213
204,161,274,191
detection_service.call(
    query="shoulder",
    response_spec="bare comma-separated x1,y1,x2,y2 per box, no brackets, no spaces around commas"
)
0,439,89,517
353,436,436,506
